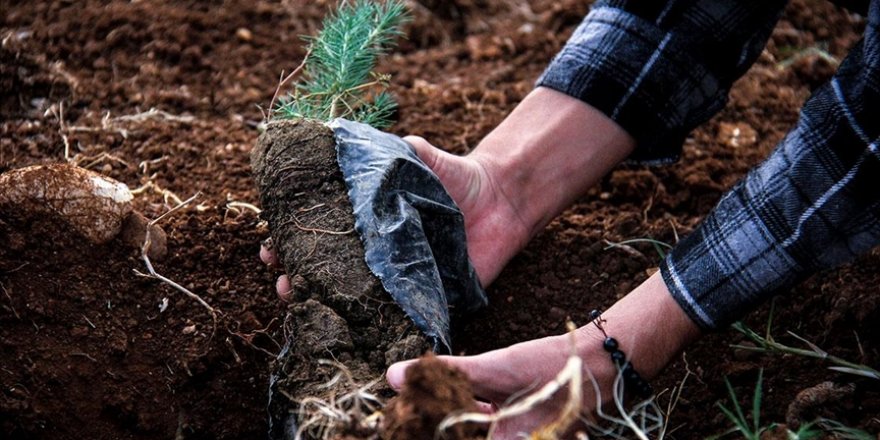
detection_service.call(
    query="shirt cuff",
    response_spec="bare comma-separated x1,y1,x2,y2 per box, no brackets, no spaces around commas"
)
536,6,732,164
658,205,806,332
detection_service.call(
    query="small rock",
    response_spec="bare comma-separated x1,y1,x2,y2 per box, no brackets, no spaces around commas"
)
717,122,757,148
119,212,167,259
235,27,253,42
182,324,197,335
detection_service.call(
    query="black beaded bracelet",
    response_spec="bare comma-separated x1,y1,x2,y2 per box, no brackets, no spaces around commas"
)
589,309,654,398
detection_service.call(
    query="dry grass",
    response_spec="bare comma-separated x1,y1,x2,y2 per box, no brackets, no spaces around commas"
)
292,359,384,440
439,322,671,440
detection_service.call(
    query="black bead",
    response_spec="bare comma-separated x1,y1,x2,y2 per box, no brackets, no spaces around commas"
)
589,309,602,321
603,337,619,353
623,365,640,382
610,350,626,365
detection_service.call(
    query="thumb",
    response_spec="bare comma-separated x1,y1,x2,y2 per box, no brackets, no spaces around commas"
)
386,355,478,390
387,354,507,403
403,135,443,170
386,359,417,390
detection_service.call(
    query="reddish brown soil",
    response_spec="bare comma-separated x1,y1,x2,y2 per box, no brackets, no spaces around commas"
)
382,355,479,440
1,0,877,439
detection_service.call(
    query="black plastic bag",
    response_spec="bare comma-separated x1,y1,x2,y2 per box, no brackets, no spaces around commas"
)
331,118,487,353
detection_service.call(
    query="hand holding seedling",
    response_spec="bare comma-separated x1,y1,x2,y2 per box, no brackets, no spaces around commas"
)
262,86,636,297
259,0,880,437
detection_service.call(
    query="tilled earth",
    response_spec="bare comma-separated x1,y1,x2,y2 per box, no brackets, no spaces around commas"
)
1,0,878,439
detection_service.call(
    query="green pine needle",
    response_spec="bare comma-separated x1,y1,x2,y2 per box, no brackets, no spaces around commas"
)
275,0,409,128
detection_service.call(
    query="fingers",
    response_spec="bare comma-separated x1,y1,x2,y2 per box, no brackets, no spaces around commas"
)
475,401,495,414
386,353,509,404
276,274,292,302
260,241,291,302
403,135,441,170
386,359,416,390
259,244,279,266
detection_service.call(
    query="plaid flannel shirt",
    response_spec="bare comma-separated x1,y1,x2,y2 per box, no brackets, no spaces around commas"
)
537,0,879,330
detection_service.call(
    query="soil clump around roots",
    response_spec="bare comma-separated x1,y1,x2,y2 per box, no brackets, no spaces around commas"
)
251,118,430,434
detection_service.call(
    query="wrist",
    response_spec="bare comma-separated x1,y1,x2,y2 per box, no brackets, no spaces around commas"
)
469,87,635,240
575,272,700,401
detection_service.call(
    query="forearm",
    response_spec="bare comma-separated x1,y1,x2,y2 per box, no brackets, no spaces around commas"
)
537,0,786,163
469,87,636,239
662,6,880,330
481,272,699,407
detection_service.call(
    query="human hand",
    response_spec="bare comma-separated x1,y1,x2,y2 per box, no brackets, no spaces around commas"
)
386,272,701,439
261,88,637,299
259,133,531,299
387,333,599,438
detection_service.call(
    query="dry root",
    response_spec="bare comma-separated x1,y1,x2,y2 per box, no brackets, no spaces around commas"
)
293,360,385,440
438,322,585,440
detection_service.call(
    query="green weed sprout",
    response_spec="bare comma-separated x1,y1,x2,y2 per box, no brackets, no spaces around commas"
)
817,418,875,440
710,370,820,440
713,369,768,440
731,321,880,380
273,0,409,129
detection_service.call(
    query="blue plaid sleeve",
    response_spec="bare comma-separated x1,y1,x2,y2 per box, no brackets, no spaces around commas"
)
661,1,880,330
536,0,786,163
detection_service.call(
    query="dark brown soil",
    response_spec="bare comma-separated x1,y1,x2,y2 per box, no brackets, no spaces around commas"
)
251,118,429,435
1,0,878,439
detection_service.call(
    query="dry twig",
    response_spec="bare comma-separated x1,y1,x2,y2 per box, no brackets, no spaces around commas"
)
267,49,312,121
134,193,219,337
131,180,185,206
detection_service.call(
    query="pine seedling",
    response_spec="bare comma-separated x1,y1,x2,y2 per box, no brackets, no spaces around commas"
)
274,0,409,129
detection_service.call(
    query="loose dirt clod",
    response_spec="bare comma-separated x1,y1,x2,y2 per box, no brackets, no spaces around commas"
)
252,119,429,435
0,163,164,257
381,354,480,440
785,381,856,429
0,163,133,244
